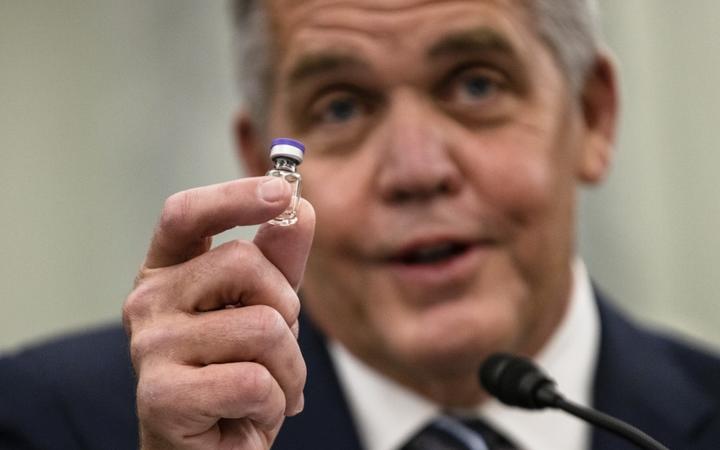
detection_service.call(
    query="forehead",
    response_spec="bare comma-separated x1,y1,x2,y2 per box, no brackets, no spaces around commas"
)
266,0,540,66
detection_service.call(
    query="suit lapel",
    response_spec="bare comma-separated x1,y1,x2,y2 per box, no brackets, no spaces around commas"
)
272,311,363,450
591,293,715,450
274,292,719,450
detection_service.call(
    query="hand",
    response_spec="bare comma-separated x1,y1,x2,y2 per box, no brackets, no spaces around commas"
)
123,176,315,450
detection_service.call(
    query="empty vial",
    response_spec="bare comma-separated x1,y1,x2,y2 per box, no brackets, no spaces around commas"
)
266,138,304,226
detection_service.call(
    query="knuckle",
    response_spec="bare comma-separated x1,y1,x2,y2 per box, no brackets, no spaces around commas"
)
123,284,153,326
252,305,287,343
135,380,154,418
285,356,307,406
159,190,195,235
123,272,180,338
296,358,308,388
242,363,276,406
133,266,152,288
130,327,167,363
226,239,262,268
268,401,286,427
239,366,285,425
136,371,175,420
287,345,307,394
286,291,301,322
290,320,300,340
214,240,264,282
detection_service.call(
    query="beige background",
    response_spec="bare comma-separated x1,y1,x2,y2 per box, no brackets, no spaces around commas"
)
1,1,718,351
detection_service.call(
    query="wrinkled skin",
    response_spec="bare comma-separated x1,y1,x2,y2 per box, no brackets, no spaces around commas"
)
241,0,617,406
125,0,617,448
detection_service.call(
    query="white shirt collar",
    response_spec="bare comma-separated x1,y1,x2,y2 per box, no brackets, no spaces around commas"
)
328,259,600,450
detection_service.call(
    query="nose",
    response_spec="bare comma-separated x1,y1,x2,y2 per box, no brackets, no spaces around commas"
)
375,91,463,204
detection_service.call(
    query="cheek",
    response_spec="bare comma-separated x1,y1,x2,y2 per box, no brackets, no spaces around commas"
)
458,92,582,220
468,132,558,219
466,121,580,288
299,154,376,243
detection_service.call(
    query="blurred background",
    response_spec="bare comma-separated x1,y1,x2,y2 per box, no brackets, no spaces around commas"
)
1,1,718,351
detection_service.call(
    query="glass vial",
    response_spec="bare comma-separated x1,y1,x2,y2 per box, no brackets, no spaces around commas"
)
266,138,304,226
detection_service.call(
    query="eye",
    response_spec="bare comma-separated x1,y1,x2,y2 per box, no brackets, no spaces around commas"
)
313,92,364,125
301,86,379,147
441,66,505,106
461,75,494,99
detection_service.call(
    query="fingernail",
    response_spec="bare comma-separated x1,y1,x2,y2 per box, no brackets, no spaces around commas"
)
258,177,287,203
292,393,305,415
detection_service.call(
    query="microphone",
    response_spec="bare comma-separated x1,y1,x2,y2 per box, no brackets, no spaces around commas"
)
479,353,671,450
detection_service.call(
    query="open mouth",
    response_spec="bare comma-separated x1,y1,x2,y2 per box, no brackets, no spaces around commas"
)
393,241,472,265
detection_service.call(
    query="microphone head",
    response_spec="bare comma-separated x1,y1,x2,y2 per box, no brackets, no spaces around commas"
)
479,353,556,409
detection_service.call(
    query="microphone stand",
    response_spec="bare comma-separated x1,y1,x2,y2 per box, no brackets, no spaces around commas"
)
480,353,671,450
535,384,670,450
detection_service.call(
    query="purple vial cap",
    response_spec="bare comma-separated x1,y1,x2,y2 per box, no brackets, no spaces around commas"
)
271,138,305,153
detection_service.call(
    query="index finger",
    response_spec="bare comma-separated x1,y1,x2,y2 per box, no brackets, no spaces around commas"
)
145,176,291,269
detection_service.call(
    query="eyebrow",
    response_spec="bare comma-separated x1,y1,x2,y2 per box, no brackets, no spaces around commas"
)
287,53,370,87
428,27,517,59
285,27,516,88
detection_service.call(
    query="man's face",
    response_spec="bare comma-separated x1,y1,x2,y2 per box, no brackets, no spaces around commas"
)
254,0,612,398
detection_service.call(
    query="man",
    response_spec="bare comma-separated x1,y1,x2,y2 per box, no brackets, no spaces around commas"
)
2,0,720,449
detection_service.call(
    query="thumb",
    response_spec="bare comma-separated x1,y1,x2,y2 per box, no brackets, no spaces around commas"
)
253,198,315,291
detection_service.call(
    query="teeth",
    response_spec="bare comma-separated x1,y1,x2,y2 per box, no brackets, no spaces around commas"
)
415,244,454,259
402,243,466,264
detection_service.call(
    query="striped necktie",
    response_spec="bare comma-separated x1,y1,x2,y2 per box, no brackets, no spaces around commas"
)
400,415,520,450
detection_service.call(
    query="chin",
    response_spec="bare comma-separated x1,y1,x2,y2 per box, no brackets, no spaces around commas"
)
380,296,521,378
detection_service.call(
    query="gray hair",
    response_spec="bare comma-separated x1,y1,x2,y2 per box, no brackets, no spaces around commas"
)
527,0,601,91
230,0,601,129
230,0,272,133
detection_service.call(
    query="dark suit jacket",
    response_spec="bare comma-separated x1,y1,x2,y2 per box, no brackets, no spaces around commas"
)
2,294,719,449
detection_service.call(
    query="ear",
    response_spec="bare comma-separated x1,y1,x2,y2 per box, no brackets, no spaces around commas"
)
234,112,269,177
577,51,619,185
